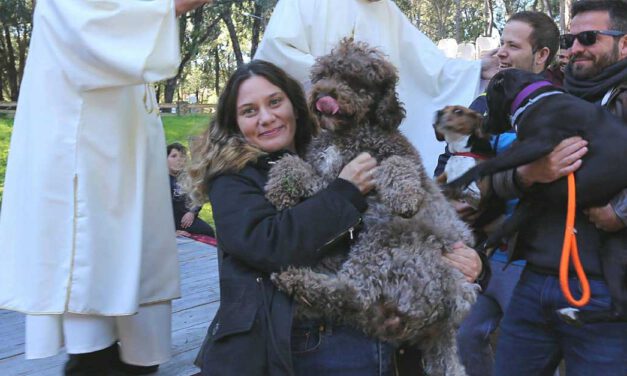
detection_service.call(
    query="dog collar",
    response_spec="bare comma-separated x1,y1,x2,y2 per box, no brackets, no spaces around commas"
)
510,81,553,114
452,152,491,160
510,91,563,131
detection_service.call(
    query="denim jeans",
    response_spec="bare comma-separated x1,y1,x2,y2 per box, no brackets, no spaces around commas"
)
494,269,627,376
291,320,396,376
456,260,523,376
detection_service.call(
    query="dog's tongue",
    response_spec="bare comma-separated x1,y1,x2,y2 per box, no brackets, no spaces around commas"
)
316,96,340,115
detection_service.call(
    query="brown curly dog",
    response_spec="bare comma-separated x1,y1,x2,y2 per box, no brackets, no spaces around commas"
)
264,39,478,376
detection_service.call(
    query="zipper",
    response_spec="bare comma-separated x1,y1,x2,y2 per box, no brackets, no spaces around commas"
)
316,217,362,252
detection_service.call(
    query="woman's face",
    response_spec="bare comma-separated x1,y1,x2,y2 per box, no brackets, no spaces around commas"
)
236,75,297,153
167,148,186,176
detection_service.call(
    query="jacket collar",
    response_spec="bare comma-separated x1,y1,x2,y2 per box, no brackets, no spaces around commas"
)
255,150,295,170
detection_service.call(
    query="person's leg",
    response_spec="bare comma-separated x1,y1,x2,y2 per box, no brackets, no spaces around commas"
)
25,314,64,359
556,278,627,376
457,259,523,376
456,290,501,376
291,321,395,376
116,301,172,367
491,261,524,312
185,217,215,237
62,313,118,376
493,270,562,376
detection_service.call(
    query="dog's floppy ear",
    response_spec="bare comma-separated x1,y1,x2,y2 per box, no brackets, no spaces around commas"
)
484,72,512,134
375,85,406,129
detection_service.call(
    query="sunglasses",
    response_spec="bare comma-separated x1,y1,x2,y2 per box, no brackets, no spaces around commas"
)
560,30,625,49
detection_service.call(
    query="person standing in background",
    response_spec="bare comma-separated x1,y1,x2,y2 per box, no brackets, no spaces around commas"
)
0,1,211,375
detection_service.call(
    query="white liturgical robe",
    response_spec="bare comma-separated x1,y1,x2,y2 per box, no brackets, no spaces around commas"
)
0,0,181,315
255,0,483,174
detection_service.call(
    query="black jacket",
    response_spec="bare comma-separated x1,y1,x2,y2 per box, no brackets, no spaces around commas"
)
200,152,366,376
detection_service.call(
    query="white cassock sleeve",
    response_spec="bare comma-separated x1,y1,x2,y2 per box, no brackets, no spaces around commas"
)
38,0,179,90
254,0,316,87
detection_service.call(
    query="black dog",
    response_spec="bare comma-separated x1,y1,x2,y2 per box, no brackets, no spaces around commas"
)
448,69,627,324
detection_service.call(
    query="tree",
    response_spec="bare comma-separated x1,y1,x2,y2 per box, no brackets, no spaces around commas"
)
163,5,223,103
0,0,33,101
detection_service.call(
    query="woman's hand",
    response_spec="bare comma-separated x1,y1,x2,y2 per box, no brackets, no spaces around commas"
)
515,137,588,188
443,242,482,282
339,152,378,195
180,212,196,228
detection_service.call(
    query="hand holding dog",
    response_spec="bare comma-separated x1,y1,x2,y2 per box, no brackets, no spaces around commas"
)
584,205,625,232
443,242,482,282
339,152,378,195
516,137,588,188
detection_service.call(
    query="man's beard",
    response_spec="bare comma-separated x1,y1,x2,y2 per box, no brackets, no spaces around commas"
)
570,41,620,79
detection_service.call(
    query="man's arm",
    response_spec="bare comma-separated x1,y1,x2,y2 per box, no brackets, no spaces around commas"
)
491,137,589,198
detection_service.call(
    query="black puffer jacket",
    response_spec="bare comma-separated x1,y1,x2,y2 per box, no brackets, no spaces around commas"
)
200,151,366,376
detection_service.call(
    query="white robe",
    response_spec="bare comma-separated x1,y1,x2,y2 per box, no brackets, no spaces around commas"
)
254,0,482,174
0,0,181,315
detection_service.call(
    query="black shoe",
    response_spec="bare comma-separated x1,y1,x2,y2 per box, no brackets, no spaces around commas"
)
115,362,160,375
64,343,119,376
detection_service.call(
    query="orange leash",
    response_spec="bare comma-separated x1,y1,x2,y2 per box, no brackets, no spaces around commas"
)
559,173,591,307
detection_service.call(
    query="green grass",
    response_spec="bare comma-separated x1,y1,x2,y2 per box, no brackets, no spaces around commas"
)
0,117,12,201
0,114,215,227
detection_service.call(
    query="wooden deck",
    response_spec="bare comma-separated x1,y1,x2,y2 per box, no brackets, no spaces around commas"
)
0,237,220,376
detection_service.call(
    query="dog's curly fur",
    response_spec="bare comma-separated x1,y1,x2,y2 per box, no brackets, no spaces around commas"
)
264,39,478,376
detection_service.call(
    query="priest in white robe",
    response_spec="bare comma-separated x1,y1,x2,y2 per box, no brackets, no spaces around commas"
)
255,0,497,174
0,0,211,373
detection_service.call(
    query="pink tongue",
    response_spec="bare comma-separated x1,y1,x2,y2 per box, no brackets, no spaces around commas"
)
316,96,340,115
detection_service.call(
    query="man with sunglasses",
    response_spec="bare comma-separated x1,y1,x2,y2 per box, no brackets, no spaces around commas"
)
491,1,627,375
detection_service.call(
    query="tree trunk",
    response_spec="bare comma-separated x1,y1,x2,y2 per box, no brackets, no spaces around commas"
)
155,83,162,104
484,0,492,36
0,75,4,102
560,0,572,33
222,10,244,67
164,77,177,104
543,0,553,18
213,47,220,97
250,1,262,58
3,25,19,101
455,0,462,42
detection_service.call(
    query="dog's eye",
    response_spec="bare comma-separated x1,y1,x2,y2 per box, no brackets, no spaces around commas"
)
453,109,463,115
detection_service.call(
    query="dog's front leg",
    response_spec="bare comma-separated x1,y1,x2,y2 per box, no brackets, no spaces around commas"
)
447,137,558,190
375,156,426,217
265,155,324,210
271,267,361,318
420,326,467,376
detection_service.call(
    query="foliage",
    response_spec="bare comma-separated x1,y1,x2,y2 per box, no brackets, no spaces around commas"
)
0,116,12,200
0,0,33,101
1,0,573,103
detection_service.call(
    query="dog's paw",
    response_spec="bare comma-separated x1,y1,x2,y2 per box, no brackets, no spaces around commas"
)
376,156,425,217
265,155,322,210
369,300,410,342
